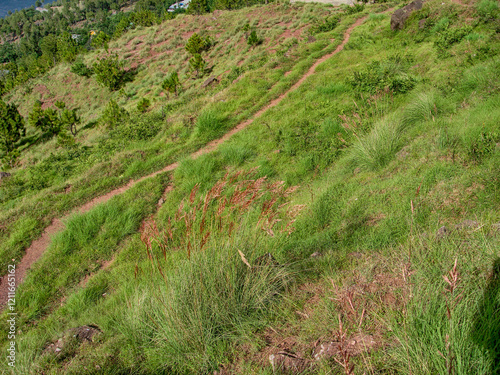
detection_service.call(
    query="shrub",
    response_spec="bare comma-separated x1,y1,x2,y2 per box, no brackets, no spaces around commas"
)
342,3,364,15
28,101,61,136
161,72,181,97
137,98,151,113
348,54,416,94
93,55,127,91
185,33,210,55
309,15,341,34
435,26,472,51
70,61,93,78
91,31,110,51
0,100,25,152
476,0,499,21
247,30,262,46
99,100,129,128
189,53,206,77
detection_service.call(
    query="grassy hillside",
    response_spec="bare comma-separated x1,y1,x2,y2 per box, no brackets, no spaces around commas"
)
0,0,499,373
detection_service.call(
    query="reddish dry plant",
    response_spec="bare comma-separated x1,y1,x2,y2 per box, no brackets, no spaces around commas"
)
140,168,304,267
443,258,463,320
330,279,365,329
334,314,355,375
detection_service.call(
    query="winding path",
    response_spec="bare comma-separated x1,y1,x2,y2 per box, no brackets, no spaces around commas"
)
0,14,371,307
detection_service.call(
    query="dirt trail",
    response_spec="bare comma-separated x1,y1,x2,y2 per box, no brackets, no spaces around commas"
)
0,14,369,308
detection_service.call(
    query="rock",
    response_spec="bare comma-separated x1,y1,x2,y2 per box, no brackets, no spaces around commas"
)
269,352,310,374
391,0,424,31
202,76,218,88
436,225,451,240
44,325,101,356
310,252,323,258
419,18,426,29
158,197,165,206
455,220,480,230
0,172,11,180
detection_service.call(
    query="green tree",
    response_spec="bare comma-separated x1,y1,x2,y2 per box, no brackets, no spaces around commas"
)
39,34,58,66
247,30,262,46
187,0,208,15
161,72,181,97
91,31,110,51
93,55,126,91
0,100,25,152
57,32,78,63
185,33,207,55
56,101,80,135
131,9,157,26
189,53,206,77
100,99,129,128
29,100,61,136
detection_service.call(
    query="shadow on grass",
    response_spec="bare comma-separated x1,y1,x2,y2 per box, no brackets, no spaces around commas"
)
472,257,500,374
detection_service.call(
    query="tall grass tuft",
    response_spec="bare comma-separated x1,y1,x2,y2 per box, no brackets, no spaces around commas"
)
401,92,437,129
349,118,404,171
195,108,227,141
124,169,303,373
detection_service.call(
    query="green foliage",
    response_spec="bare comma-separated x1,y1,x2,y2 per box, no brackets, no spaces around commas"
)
435,26,472,51
56,32,78,63
39,34,59,66
187,0,208,15
28,100,80,138
348,54,416,94
131,9,157,27
28,101,61,136
115,112,163,140
99,99,129,128
91,31,111,51
247,30,262,46
476,0,499,21
349,118,405,171
185,33,211,55
342,3,365,15
195,108,226,140
92,55,127,91
137,97,151,113
161,71,181,97
466,131,498,162
189,53,206,77
309,15,341,34
70,60,94,77
0,100,25,153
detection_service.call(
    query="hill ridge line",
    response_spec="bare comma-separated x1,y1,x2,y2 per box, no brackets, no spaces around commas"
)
0,13,372,308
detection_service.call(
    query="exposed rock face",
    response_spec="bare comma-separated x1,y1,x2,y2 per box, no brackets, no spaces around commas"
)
391,0,424,31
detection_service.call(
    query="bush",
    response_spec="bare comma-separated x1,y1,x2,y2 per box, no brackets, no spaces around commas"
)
435,26,472,51
189,53,206,77
476,0,499,21
247,30,262,46
309,15,341,34
99,100,129,128
185,33,211,55
348,54,416,94
342,3,365,15
161,72,181,97
93,55,127,91
70,61,93,78
0,100,25,153
137,98,151,113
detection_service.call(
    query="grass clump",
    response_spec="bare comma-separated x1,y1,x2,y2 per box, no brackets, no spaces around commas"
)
349,118,405,171
195,108,227,141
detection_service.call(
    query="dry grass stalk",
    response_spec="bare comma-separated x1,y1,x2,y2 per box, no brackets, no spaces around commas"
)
334,314,355,375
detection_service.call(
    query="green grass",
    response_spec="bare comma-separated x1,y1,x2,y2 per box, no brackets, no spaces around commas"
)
1,0,500,373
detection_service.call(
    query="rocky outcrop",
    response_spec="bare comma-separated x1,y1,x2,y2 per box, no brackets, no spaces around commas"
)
391,0,424,31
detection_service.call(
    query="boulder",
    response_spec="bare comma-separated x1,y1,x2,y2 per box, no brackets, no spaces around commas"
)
391,0,424,31
201,76,218,88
